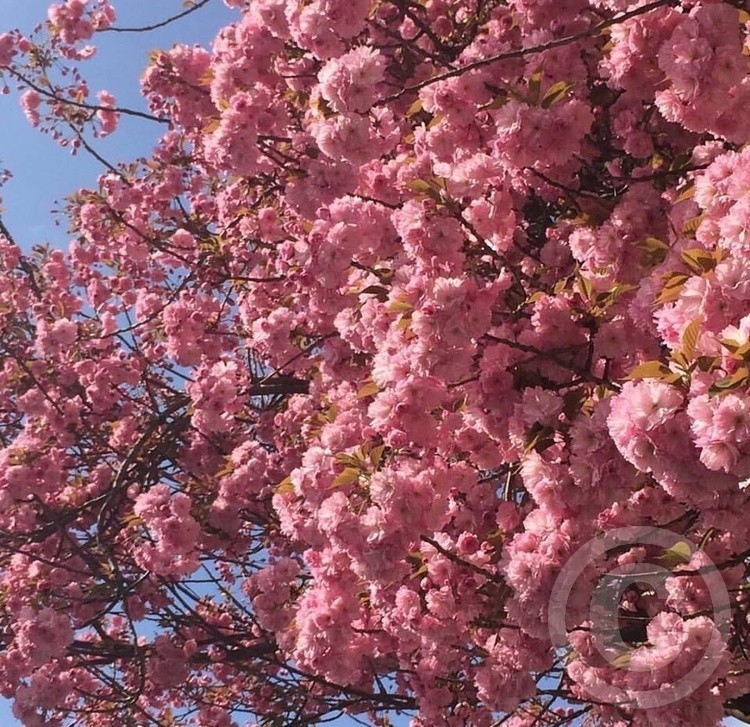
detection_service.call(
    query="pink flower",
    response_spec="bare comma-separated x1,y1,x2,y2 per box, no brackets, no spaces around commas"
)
0,33,16,67
95,90,118,136
20,90,41,126
15,607,74,667
133,484,201,576
318,47,386,113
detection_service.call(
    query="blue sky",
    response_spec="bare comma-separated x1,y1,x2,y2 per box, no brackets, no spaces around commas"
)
0,5,409,725
0,2,236,723
0,0,236,250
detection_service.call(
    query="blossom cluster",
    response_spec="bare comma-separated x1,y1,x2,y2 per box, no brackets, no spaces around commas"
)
0,0,748,725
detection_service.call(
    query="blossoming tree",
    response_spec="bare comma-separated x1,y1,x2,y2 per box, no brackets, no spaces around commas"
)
0,0,749,725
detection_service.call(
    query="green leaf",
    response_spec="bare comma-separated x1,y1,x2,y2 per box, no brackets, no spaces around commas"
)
674,182,695,203
369,444,386,468
541,80,573,108
681,317,701,360
406,177,445,202
332,467,361,487
524,423,554,453
427,113,444,130
719,338,742,355
359,285,389,302
671,350,690,371
696,355,720,373
527,67,543,105
485,93,510,110
406,98,423,117
639,237,669,252
451,394,468,412
576,274,594,301
388,298,414,314
654,272,690,305
526,291,546,305
625,360,674,380
682,214,705,237
656,540,693,567
276,476,294,494
637,236,670,266
611,652,631,668
357,380,380,399
407,179,434,195
698,528,716,551
681,247,718,274
334,452,364,468
709,368,750,395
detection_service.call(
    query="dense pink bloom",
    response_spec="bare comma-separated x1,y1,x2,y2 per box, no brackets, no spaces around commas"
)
0,33,16,67
0,1,749,725
318,47,387,113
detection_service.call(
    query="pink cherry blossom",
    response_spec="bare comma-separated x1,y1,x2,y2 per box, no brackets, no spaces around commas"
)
0,1,748,725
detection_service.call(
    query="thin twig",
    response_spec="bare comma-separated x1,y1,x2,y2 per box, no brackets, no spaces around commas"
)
7,67,167,123
99,0,213,33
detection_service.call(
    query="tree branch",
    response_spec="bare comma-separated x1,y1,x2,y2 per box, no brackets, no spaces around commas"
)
376,0,671,105
100,0,214,34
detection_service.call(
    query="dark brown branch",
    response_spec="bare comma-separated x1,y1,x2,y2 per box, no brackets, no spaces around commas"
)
420,534,504,583
375,0,671,105
6,67,167,123
100,0,213,34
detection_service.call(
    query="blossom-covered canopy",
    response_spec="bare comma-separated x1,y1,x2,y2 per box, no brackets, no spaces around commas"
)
0,0,749,725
